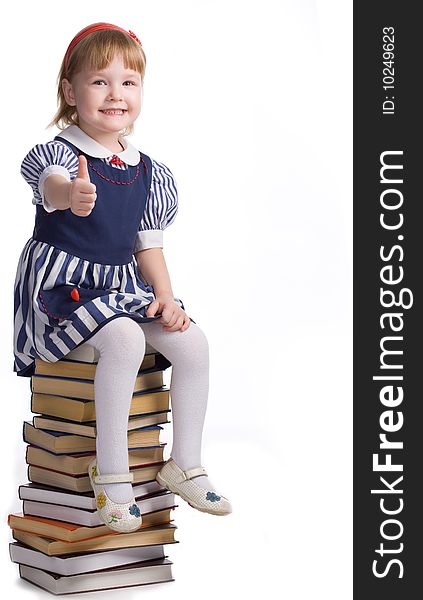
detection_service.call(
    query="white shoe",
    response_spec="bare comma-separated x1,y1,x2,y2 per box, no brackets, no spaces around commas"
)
88,458,142,533
156,458,232,516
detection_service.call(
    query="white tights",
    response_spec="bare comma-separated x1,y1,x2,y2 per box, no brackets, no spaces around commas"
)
77,316,216,502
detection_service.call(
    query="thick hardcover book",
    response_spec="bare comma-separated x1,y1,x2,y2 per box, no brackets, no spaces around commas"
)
35,352,171,380
25,445,165,475
9,541,166,576
31,387,170,422
28,462,164,493
18,480,166,510
23,421,163,453
22,492,176,527
18,557,174,594
31,369,165,400
34,351,171,380
8,509,174,542
32,411,170,437
12,523,178,556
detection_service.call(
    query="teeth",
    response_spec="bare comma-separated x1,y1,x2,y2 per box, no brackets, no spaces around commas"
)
101,110,125,115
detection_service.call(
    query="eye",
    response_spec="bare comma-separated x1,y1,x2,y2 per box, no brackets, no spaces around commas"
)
123,81,137,86
93,80,106,85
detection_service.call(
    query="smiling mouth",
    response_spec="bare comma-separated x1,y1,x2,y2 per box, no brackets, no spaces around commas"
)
99,109,127,115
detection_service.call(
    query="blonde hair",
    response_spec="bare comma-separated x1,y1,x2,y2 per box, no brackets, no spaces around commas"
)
47,26,147,137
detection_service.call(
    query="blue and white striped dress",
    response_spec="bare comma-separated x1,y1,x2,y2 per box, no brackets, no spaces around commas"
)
13,125,191,377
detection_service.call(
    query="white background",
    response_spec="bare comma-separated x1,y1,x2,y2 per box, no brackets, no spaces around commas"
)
0,1,352,598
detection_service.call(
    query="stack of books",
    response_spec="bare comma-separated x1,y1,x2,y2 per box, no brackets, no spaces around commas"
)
8,345,179,594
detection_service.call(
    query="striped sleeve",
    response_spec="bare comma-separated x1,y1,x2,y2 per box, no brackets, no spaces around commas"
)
21,141,79,213
133,159,179,252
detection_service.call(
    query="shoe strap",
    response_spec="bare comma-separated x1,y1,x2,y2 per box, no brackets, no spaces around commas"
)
183,466,208,480
94,473,134,484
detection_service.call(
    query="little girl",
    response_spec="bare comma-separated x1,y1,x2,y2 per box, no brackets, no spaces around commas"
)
13,22,232,533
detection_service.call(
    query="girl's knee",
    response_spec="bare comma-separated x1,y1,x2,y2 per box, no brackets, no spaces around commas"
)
173,322,209,366
90,317,146,365
140,320,209,366
188,323,209,354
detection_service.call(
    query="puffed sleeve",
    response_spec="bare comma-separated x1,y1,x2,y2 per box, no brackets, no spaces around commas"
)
21,141,79,213
133,159,179,253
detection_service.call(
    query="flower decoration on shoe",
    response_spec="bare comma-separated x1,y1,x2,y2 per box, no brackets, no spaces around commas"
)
91,465,98,477
108,510,123,524
129,504,141,517
96,492,107,509
206,491,221,502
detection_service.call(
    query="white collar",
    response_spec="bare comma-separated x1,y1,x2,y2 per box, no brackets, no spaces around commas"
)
56,125,140,165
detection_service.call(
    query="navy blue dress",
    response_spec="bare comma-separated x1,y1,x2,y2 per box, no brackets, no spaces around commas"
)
13,128,193,377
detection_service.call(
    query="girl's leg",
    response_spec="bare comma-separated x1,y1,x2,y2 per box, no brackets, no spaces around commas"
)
138,320,218,493
77,316,146,503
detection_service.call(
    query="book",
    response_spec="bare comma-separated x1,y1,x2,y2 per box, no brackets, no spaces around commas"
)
23,493,177,526
25,445,164,475
9,353,179,586
8,509,174,542
23,421,163,453
18,557,174,594
19,481,165,510
28,462,163,492
31,388,170,422
32,411,170,437
12,523,178,556
31,369,165,400
9,541,167,576
34,352,163,379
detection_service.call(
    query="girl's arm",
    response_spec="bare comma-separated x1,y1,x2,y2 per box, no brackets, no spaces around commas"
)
134,248,174,297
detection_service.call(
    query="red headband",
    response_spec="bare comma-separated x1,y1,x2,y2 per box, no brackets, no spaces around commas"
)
64,23,142,72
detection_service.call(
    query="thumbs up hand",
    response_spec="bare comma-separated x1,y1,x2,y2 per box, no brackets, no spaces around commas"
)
69,155,97,217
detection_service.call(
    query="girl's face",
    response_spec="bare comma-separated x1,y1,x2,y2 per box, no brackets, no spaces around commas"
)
62,54,142,148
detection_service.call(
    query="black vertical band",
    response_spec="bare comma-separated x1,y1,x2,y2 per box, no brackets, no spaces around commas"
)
354,2,422,597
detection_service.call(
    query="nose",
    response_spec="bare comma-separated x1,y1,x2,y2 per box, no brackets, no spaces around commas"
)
107,84,124,102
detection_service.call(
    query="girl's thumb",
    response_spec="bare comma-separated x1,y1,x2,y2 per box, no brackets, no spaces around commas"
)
146,300,158,317
77,155,90,181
